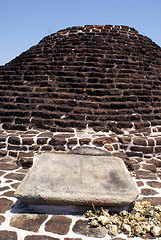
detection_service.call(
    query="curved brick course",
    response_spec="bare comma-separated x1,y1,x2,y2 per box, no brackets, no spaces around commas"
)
0,25,161,132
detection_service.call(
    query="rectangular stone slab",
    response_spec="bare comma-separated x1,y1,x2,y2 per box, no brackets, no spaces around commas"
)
15,153,139,206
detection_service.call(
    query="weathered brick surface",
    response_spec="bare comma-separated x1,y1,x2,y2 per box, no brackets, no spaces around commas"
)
45,216,72,235
22,138,34,145
72,219,107,238
0,231,17,240
140,188,159,195
0,25,160,132
147,181,161,188
136,170,157,179
8,136,21,145
10,214,47,232
0,198,14,213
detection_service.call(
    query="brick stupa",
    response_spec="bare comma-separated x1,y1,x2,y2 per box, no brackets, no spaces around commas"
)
0,25,161,133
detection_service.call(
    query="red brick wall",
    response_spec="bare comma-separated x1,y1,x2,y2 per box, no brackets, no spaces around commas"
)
0,25,161,132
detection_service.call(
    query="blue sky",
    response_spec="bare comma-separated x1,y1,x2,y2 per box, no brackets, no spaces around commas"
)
0,0,161,66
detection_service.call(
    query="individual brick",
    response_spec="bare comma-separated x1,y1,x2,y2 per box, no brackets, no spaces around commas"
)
29,145,40,151
118,136,131,144
93,137,115,147
17,158,33,168
37,138,48,145
147,139,155,146
67,138,78,145
126,151,143,158
0,135,6,142
0,162,19,171
4,173,25,181
0,231,17,240
8,136,21,145
19,152,34,158
9,151,18,157
113,144,119,150
53,145,66,151
104,144,113,151
141,163,157,173
7,144,27,151
113,152,129,160
79,138,91,145
141,188,159,195
155,146,161,153
155,137,161,145
130,146,153,154
139,197,161,206
72,219,107,238
136,181,144,187
41,145,52,151
0,198,14,213
45,216,72,235
10,214,47,232
49,137,66,146
0,150,7,156
147,181,161,188
22,138,34,145
3,191,15,197
133,138,147,146
135,170,157,180
0,143,6,148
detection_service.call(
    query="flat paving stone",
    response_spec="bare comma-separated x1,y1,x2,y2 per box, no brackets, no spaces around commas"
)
15,152,139,206
10,214,47,232
72,219,107,238
45,215,72,235
0,198,14,213
0,230,17,240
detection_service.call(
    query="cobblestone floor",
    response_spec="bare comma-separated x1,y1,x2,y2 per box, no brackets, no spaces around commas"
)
0,155,161,240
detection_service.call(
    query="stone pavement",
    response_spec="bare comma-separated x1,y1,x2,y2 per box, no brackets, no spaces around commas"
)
1,154,161,239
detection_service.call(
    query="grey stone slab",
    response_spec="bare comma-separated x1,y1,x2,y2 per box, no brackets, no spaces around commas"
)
15,152,139,206
70,146,111,156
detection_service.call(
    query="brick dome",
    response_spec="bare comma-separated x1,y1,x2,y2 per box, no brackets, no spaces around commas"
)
0,25,161,132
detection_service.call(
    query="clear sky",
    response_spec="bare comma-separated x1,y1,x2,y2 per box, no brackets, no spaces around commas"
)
0,0,161,66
